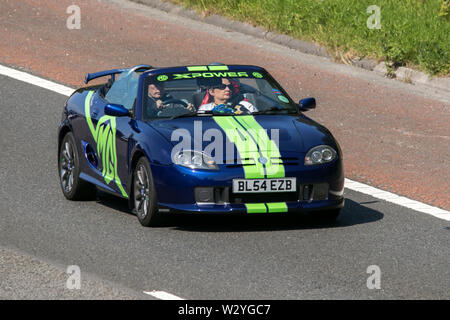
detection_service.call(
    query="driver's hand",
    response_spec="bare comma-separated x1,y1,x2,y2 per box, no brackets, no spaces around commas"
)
186,103,195,112
156,100,166,109
234,104,249,115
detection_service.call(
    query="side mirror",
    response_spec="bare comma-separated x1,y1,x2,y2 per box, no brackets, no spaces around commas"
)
105,103,130,117
298,98,316,111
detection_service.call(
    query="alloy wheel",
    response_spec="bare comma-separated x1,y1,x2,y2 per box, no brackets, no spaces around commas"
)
60,141,75,193
134,164,151,219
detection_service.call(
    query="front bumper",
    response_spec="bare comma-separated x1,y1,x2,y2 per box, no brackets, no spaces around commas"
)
158,198,344,215
151,155,344,214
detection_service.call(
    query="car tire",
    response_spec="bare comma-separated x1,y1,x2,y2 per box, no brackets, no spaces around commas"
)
59,132,96,200
133,157,163,227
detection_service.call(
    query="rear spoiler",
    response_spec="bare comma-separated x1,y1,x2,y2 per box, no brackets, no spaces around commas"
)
84,64,153,84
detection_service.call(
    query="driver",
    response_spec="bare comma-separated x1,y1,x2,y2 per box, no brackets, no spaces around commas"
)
198,78,257,114
146,81,194,117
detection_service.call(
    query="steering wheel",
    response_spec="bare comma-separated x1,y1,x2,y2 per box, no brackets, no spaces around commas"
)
162,98,189,108
157,99,192,117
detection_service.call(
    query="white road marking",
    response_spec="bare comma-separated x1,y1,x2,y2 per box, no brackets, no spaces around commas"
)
344,179,449,221
1,64,448,221
0,64,74,96
143,290,185,300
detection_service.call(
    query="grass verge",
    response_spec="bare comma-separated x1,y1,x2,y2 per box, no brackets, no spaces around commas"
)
167,0,450,76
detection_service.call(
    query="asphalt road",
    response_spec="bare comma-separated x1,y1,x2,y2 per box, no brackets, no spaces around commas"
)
1,0,449,210
1,75,449,299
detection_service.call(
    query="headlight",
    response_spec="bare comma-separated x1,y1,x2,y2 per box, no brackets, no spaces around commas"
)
172,150,218,170
305,145,337,165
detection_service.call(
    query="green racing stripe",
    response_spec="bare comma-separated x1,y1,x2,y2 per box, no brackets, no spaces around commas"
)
187,65,229,72
213,116,265,179
245,203,267,213
245,202,288,213
266,202,288,213
233,115,285,178
214,115,288,213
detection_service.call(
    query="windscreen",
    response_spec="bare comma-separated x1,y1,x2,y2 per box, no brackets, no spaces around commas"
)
142,69,297,119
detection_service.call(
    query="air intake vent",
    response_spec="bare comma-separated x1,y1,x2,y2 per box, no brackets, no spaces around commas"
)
225,157,299,168
225,158,255,168
270,157,299,166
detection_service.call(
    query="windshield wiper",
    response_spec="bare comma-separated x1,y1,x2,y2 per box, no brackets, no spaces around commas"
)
169,110,222,119
170,110,245,119
169,112,198,120
169,107,296,119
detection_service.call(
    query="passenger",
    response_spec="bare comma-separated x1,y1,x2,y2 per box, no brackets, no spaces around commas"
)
198,78,257,114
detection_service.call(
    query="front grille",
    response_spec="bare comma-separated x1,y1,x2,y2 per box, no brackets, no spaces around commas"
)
270,157,299,166
299,183,329,201
225,157,255,168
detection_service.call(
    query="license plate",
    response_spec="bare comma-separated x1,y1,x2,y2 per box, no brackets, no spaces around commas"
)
232,178,297,193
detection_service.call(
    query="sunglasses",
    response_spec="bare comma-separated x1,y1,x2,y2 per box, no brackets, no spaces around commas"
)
212,84,233,90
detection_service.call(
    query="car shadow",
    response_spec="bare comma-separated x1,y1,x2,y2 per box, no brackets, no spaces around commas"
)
95,191,135,216
94,191,384,232
170,199,383,232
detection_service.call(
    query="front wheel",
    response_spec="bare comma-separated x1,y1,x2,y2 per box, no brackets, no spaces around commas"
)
133,157,162,227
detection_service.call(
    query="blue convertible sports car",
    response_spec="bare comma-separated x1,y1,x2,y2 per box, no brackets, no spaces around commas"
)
58,64,344,226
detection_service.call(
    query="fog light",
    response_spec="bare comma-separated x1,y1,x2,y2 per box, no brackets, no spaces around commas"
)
195,187,214,203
